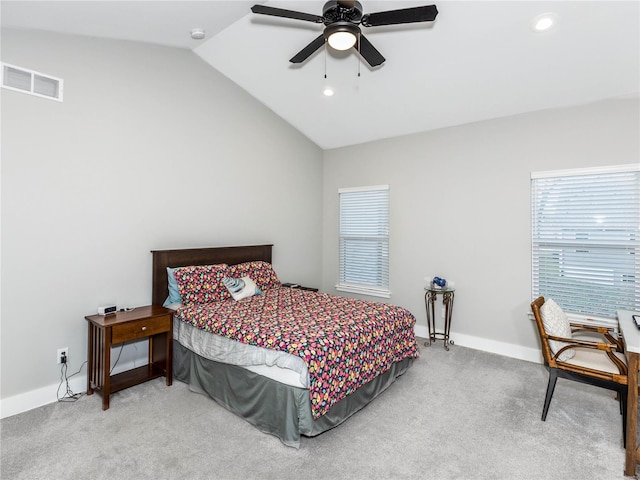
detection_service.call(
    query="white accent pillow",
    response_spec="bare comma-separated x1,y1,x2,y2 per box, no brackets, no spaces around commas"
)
222,276,262,301
540,298,575,362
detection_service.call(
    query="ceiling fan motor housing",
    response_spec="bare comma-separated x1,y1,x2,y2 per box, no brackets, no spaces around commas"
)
322,1,363,25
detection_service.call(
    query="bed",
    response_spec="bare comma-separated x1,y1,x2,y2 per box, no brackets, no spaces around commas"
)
151,244,418,448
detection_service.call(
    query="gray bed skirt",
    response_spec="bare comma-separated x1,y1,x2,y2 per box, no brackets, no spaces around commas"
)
173,340,414,448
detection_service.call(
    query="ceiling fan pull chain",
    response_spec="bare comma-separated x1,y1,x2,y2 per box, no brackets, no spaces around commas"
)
357,35,361,77
323,41,330,79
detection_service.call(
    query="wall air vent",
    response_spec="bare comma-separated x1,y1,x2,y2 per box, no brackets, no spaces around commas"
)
2,63,63,102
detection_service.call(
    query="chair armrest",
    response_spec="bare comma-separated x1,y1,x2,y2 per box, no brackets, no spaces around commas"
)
547,335,628,376
547,335,614,351
569,323,624,352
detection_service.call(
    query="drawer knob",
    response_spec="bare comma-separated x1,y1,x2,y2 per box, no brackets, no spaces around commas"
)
141,326,147,331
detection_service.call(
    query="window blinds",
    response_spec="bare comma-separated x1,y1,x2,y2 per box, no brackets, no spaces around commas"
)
338,185,389,295
531,166,640,318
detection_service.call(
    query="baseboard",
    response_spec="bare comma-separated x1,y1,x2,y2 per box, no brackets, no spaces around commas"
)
2,331,543,419
0,359,139,419
1,374,87,419
414,325,543,364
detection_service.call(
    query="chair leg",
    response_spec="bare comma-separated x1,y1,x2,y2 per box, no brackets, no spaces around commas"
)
620,388,627,449
542,369,558,421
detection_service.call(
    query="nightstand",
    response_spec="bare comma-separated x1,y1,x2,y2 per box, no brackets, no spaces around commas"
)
281,282,319,292
85,305,173,410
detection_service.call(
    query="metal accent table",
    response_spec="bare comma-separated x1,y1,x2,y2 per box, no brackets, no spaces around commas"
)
424,286,455,350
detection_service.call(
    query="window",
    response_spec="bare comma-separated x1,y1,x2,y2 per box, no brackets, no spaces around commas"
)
337,185,390,298
531,165,640,318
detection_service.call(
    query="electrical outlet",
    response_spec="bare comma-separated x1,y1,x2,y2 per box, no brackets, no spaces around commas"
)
57,347,68,364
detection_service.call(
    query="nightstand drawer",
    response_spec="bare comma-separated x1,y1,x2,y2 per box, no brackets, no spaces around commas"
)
111,315,171,344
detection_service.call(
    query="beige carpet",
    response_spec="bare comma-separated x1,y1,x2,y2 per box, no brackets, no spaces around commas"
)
0,343,632,479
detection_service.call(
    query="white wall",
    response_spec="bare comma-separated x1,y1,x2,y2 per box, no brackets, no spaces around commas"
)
0,29,323,414
322,99,640,360
3,28,638,418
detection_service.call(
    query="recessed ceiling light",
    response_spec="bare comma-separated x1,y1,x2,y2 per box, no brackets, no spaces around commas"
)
532,13,557,32
190,28,206,40
323,87,334,97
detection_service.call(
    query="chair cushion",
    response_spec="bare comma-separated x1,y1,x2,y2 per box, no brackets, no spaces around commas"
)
563,349,627,375
540,298,575,362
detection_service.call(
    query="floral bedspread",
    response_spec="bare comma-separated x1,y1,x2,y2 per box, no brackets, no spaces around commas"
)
175,287,419,419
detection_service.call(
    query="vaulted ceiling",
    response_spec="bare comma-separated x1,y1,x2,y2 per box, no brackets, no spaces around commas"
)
3,1,639,149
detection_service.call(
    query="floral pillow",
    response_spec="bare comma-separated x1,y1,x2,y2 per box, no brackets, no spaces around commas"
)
174,263,231,305
227,261,280,291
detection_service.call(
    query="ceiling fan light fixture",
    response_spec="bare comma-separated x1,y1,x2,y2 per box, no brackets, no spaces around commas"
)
328,31,357,50
324,22,360,51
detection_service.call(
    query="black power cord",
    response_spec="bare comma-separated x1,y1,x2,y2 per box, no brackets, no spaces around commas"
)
57,343,126,402
56,359,87,403
110,344,125,374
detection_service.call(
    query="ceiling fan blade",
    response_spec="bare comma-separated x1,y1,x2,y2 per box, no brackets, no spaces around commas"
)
361,5,438,27
358,34,385,67
290,34,326,63
251,5,324,23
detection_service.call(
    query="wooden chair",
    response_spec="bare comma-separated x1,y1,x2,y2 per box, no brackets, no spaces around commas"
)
530,296,628,445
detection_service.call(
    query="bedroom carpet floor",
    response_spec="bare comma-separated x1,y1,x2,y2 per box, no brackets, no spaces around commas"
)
0,342,633,480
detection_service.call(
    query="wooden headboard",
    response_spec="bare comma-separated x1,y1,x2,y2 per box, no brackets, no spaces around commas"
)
151,244,273,306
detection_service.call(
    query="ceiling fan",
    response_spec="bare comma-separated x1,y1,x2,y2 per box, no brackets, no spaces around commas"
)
251,1,438,67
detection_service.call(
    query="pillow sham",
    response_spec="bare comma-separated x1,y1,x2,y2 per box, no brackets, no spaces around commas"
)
227,261,280,291
174,263,231,305
222,276,263,301
162,267,182,307
540,298,575,362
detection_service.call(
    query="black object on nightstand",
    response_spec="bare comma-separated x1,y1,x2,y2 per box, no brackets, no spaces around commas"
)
281,282,319,292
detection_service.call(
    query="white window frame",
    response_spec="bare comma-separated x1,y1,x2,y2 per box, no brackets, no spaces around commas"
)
336,185,391,298
531,164,640,323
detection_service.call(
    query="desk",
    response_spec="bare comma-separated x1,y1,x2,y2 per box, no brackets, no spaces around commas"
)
424,286,455,350
618,310,640,477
